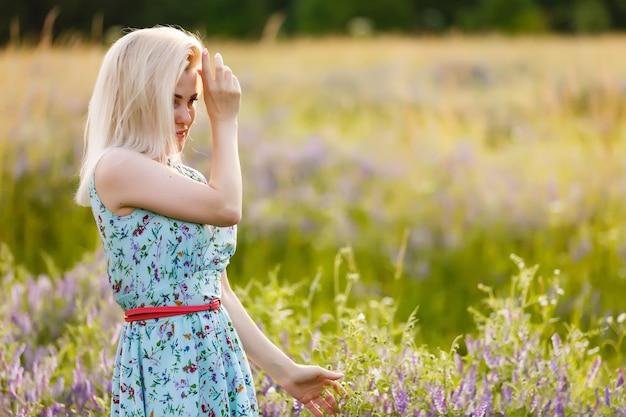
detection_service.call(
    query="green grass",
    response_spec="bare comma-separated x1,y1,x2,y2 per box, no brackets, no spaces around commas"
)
2,245,625,415
2,35,626,356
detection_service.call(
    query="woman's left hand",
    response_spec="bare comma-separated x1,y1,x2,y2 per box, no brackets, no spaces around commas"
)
280,364,347,416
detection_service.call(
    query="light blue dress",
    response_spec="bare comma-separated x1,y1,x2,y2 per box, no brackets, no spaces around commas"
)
89,163,258,417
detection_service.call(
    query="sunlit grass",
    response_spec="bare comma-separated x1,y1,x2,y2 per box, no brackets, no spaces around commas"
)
3,35,626,354
2,245,625,415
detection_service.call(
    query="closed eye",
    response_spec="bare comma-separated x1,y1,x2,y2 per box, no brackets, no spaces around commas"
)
174,94,198,102
174,94,199,107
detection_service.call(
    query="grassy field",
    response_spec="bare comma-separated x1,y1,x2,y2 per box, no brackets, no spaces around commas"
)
2,34,626,354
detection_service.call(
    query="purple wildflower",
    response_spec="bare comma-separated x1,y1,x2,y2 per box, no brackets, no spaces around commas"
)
392,379,410,414
465,334,477,355
430,385,447,414
451,379,465,411
604,385,611,407
555,397,566,416
483,345,499,368
41,403,65,416
530,392,538,412
8,344,26,399
291,399,304,416
68,357,101,413
475,393,489,417
454,353,463,375
549,359,558,375
502,385,512,406
466,365,477,398
586,357,601,387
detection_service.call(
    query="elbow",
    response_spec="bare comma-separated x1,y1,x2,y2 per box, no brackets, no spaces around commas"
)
225,210,242,226
216,206,241,226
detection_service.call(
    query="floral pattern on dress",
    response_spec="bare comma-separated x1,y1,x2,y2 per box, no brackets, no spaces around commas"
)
90,163,257,417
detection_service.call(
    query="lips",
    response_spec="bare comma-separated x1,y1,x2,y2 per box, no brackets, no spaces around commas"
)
176,130,187,139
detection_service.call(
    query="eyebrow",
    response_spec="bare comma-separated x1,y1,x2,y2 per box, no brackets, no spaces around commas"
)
174,93,198,100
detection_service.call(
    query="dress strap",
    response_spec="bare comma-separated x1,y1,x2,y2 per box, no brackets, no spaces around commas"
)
124,299,221,322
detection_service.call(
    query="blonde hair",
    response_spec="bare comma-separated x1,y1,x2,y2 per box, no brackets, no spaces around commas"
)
75,26,203,206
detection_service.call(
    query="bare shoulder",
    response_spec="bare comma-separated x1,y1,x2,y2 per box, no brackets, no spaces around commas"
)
96,148,149,176
94,148,157,215
95,148,164,187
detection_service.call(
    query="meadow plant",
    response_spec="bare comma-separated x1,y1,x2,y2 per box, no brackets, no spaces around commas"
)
1,244,624,416
4,37,626,411
5,38,626,349
1,246,117,416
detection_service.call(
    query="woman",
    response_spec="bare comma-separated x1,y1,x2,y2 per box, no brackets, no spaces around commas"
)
76,26,345,416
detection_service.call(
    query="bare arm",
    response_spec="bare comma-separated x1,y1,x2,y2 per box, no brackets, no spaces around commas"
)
200,50,242,222
94,147,240,226
220,270,346,417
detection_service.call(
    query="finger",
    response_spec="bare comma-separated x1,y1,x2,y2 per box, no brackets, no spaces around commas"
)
213,53,224,80
304,401,323,417
326,379,347,397
323,388,338,409
199,48,211,81
323,370,344,380
222,65,233,82
232,74,241,90
314,395,335,415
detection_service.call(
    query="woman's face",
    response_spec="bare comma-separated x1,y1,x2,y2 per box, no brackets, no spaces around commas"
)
173,68,200,153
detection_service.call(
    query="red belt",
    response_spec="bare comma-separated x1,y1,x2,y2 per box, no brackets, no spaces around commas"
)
124,299,221,322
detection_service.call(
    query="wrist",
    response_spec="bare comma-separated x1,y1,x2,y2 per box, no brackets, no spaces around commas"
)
210,117,238,140
266,356,298,386
209,115,238,127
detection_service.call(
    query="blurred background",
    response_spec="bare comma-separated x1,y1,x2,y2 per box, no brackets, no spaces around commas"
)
2,0,626,355
1,0,626,45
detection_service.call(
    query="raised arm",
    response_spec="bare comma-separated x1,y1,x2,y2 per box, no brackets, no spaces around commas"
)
94,49,242,226
199,49,242,222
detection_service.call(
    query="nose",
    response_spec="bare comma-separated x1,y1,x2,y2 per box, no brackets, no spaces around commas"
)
175,106,192,126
